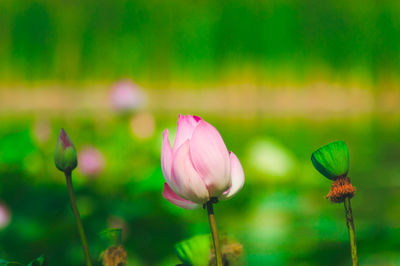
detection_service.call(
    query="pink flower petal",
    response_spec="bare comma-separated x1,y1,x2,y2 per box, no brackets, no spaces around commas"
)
162,183,200,209
161,129,174,187
190,120,231,197
58,128,74,149
173,115,202,152
171,140,210,204
221,152,245,200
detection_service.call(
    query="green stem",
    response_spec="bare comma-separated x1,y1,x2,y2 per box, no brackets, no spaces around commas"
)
206,199,223,266
65,172,93,266
344,197,358,266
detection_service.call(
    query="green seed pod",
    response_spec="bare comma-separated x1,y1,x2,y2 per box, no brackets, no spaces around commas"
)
175,235,210,266
311,141,349,180
54,128,78,173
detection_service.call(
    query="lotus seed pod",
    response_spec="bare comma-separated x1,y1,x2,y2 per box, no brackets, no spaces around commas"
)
100,245,127,266
311,141,349,180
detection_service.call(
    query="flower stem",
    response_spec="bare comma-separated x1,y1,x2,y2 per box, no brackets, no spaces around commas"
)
206,199,223,266
65,172,93,266
344,197,358,266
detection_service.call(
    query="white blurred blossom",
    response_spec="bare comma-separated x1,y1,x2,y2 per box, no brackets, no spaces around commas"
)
247,139,296,182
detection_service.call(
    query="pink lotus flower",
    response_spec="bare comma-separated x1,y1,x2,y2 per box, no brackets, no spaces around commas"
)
110,80,146,112
0,203,11,229
161,115,245,209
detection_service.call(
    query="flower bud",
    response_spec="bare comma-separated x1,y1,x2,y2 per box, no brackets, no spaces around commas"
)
311,140,349,180
54,129,78,173
161,115,245,208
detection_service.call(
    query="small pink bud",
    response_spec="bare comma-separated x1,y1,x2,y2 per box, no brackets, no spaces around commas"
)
54,128,78,173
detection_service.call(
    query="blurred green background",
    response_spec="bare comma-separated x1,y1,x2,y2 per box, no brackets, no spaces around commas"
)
1,0,400,265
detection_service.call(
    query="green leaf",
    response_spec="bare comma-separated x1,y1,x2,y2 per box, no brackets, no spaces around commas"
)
100,228,122,246
28,255,47,266
175,235,210,266
311,141,349,180
0,259,7,265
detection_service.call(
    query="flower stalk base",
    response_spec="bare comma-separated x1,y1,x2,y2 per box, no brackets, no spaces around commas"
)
205,198,223,266
65,172,93,266
344,197,358,266
326,176,358,265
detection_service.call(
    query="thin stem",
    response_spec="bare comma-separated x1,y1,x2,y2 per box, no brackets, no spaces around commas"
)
344,197,358,266
65,172,93,266
206,199,223,266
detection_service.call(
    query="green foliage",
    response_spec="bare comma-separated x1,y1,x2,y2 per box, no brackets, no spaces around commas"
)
27,255,47,266
311,141,349,180
0,255,47,266
0,0,400,82
0,114,399,265
100,228,122,246
175,235,210,266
